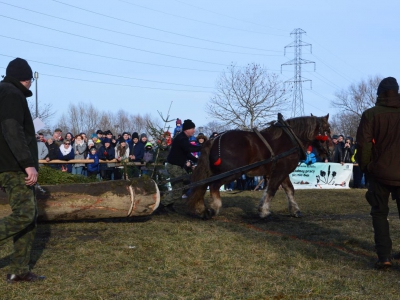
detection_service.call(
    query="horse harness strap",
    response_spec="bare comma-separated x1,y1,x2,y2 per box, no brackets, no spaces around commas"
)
253,128,277,174
275,117,306,161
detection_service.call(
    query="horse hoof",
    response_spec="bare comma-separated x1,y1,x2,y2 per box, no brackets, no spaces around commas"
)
203,208,216,220
259,213,272,221
291,211,302,218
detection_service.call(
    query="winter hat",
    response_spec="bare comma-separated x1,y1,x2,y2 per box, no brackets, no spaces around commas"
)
122,131,130,136
6,58,33,81
118,137,126,144
103,138,111,144
140,133,147,139
90,147,97,153
377,77,399,96
90,133,97,139
105,130,112,135
145,142,153,148
88,139,94,146
307,145,313,152
182,119,195,130
96,130,103,134
131,132,139,139
176,118,182,125
332,135,339,140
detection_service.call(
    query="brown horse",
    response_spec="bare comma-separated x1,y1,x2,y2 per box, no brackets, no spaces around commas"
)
187,114,331,219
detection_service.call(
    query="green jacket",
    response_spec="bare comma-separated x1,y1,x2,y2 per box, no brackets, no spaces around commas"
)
0,76,38,172
356,94,400,185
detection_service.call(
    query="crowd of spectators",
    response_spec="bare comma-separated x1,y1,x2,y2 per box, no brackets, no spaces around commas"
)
300,133,364,188
37,123,364,189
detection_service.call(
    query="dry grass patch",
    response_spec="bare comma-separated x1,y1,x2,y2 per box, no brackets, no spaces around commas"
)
1,189,400,299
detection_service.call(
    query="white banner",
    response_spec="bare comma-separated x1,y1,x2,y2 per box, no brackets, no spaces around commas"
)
289,163,353,189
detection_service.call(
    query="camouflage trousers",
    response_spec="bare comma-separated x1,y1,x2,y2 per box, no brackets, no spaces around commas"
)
0,171,37,275
161,163,188,206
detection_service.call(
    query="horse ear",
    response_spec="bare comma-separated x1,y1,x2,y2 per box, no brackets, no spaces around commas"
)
311,113,314,117
325,113,329,120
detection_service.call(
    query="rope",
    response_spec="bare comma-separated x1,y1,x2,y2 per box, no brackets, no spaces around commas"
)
127,185,136,217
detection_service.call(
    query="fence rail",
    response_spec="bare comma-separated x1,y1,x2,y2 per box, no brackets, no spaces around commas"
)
39,159,146,166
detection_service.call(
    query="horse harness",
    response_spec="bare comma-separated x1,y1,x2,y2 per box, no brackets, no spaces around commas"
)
252,114,306,177
169,116,306,189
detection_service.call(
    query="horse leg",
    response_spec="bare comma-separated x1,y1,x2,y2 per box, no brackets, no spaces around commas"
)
204,182,223,219
258,176,282,219
281,176,301,218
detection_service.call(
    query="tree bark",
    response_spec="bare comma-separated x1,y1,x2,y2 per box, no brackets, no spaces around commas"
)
0,178,160,221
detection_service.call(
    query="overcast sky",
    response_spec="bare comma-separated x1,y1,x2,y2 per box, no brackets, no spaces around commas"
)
1,0,399,131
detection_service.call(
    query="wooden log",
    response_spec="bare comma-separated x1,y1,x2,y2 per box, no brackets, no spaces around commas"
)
0,178,160,221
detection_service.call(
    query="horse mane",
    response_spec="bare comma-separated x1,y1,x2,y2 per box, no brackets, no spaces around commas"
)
260,116,318,141
285,116,318,141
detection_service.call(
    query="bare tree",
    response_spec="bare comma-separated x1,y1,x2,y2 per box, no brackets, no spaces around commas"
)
55,104,161,138
331,75,382,118
330,112,360,139
198,120,232,137
27,100,55,126
331,75,382,139
207,63,289,129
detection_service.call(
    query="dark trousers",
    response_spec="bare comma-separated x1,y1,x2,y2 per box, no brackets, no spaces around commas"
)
0,172,37,275
352,165,362,188
366,176,400,261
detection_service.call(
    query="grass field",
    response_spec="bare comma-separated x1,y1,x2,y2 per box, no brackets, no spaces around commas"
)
1,188,400,299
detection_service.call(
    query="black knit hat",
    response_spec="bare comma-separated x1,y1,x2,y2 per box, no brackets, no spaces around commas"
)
377,77,399,96
183,119,195,130
6,58,33,81
131,132,139,139
118,137,126,144
103,138,111,144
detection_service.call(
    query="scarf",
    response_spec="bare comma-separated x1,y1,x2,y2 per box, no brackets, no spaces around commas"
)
59,144,72,156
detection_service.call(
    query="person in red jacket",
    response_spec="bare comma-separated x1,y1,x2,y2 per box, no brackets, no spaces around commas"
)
356,77,400,269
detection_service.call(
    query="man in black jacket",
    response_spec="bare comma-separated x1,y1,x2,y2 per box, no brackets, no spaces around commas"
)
156,119,202,213
0,58,45,283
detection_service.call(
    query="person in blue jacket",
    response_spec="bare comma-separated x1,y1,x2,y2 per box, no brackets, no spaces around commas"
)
302,145,316,165
98,138,115,180
87,147,100,178
58,139,75,172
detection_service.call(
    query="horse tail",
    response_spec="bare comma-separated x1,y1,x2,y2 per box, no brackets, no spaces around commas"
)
187,139,215,212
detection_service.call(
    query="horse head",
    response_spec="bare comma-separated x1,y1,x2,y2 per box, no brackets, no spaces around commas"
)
310,114,331,159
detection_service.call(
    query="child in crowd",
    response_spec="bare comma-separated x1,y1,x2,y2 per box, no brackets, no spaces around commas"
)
87,147,99,178
302,145,316,165
141,142,155,176
173,118,182,138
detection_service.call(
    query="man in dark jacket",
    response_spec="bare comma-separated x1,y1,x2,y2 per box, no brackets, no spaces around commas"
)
0,58,45,282
156,119,202,213
356,77,400,269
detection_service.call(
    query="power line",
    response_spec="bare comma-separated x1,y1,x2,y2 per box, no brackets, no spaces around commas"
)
0,35,221,73
116,0,282,37
311,53,354,83
0,66,212,93
307,35,365,77
0,2,280,57
173,0,288,33
0,15,240,67
50,0,279,52
0,53,214,88
309,71,342,90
